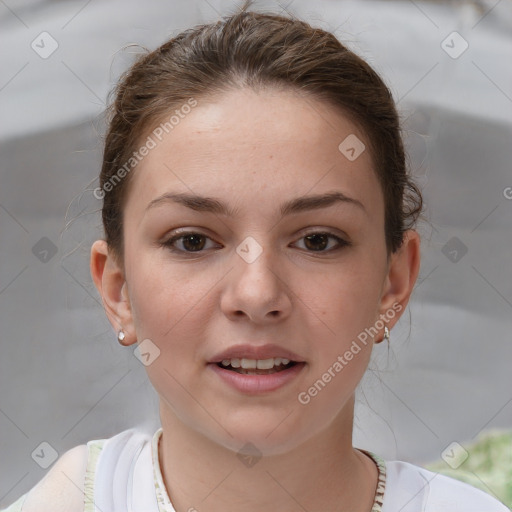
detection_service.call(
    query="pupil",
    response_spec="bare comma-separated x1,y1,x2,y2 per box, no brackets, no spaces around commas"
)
183,234,205,251
304,233,328,251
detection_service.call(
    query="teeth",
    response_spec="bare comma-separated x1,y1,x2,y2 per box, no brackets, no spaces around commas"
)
220,357,291,369
242,358,257,369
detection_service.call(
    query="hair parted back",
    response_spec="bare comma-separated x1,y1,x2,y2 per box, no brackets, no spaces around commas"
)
99,0,424,268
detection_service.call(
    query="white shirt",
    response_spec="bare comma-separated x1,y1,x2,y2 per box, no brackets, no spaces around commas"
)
2,427,509,511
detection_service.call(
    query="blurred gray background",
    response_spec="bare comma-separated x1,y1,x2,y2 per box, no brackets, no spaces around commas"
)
1,0,511,507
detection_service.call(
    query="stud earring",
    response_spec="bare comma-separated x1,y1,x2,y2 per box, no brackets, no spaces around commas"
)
117,330,126,343
383,326,390,342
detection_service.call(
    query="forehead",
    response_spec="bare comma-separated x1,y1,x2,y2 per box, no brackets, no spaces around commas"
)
125,87,382,223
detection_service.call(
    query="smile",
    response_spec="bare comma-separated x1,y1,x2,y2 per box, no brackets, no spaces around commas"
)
209,360,306,393
219,357,295,374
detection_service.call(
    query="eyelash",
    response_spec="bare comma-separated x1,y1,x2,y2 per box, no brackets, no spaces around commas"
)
160,230,351,255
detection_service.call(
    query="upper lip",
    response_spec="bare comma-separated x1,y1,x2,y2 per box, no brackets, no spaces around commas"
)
209,344,305,363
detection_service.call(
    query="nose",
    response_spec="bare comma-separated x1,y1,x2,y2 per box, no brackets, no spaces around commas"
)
220,242,293,324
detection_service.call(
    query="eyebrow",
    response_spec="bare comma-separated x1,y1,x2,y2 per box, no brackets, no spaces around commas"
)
145,190,366,217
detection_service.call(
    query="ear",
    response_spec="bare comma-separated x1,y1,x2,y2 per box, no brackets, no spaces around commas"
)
90,240,137,346
377,229,421,338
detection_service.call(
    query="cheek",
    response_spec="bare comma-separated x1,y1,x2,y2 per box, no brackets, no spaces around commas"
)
302,257,383,342
126,253,218,350
127,262,211,402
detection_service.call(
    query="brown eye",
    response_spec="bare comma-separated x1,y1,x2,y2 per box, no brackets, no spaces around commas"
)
163,232,218,253
180,234,206,251
304,233,329,251
294,231,350,253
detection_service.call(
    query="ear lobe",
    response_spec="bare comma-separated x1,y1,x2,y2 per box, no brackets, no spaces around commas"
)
90,240,136,345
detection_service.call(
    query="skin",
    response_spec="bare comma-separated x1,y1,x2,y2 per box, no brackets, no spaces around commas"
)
91,86,421,512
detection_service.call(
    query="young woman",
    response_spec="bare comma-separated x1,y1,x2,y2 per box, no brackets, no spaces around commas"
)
3,5,508,512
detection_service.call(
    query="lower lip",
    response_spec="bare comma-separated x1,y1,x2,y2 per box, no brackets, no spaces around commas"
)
208,362,306,394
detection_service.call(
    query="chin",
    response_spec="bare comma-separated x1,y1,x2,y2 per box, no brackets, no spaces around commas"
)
210,421,308,458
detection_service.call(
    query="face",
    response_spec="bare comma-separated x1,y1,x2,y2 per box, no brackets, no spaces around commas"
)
95,87,409,456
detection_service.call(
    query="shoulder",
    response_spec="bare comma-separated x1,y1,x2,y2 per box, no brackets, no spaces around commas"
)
15,444,89,512
383,459,510,512
1,428,156,512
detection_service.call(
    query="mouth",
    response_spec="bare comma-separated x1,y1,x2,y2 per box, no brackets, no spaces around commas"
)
215,358,299,375
209,359,306,394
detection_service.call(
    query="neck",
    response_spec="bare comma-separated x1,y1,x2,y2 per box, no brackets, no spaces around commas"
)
157,396,378,512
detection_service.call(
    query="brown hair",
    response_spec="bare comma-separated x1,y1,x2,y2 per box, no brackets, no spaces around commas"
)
99,3,424,268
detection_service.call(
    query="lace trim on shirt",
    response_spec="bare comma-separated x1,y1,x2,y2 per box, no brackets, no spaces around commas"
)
358,449,387,512
152,428,387,512
152,428,175,512
84,439,106,512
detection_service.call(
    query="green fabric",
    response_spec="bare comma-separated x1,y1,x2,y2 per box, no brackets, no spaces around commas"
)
424,428,512,509
0,493,27,512
84,438,105,512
